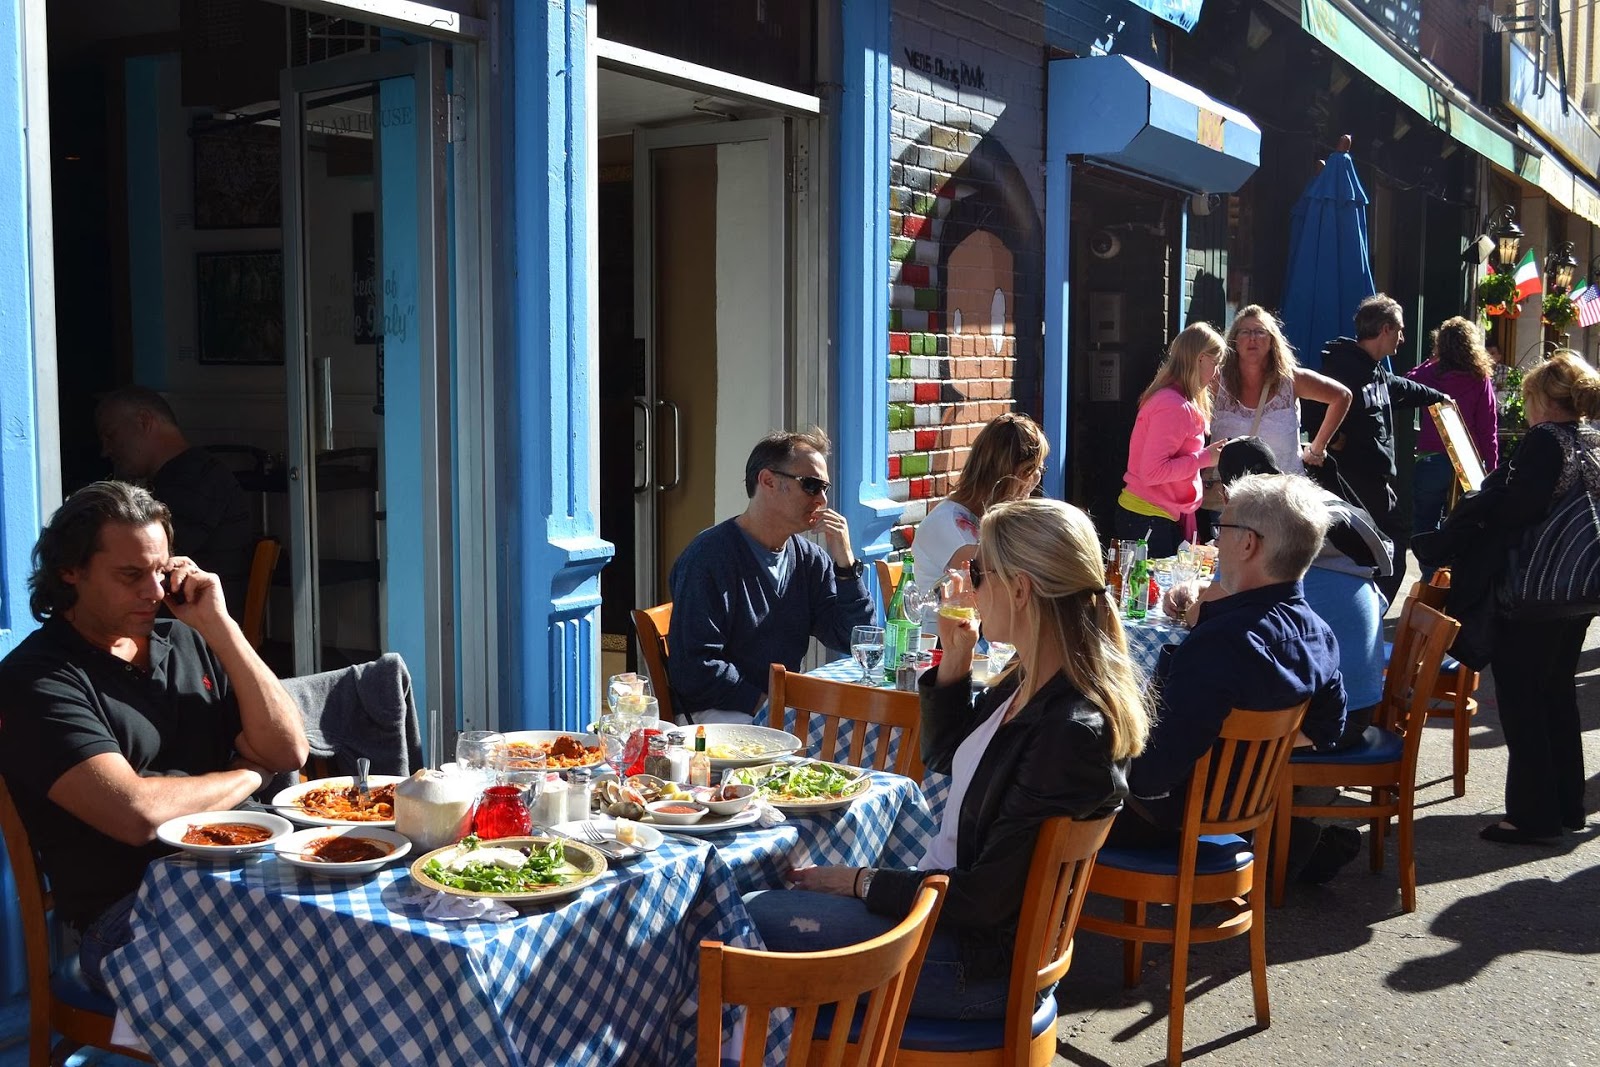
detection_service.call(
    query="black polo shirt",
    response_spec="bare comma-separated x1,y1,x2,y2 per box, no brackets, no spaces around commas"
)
0,616,242,925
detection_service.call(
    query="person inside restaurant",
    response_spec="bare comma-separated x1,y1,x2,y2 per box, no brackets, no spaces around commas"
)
667,429,875,724
0,482,308,996
745,497,1150,1018
913,412,1049,577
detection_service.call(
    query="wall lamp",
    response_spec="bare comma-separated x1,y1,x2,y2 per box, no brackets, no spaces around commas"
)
1487,205,1523,267
1546,242,1579,294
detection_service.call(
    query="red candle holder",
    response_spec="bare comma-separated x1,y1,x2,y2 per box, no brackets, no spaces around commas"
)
473,785,532,839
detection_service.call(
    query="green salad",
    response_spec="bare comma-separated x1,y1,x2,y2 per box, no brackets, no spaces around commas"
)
421,835,576,893
730,762,867,802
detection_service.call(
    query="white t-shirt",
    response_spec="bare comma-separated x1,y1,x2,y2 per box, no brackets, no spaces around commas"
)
913,499,981,577
919,690,1016,871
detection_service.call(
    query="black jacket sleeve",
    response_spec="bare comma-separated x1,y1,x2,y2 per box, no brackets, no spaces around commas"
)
1385,371,1451,410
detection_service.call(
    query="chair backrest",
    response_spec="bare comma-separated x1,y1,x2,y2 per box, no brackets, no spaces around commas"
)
631,603,675,722
242,536,281,650
0,777,60,1026
996,813,1116,1057
1379,600,1461,751
1412,578,1447,611
874,560,901,613
700,875,948,1067
768,664,924,781
1180,702,1309,842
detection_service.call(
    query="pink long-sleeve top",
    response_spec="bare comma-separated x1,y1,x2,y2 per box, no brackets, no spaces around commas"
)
1404,361,1499,471
1122,386,1209,518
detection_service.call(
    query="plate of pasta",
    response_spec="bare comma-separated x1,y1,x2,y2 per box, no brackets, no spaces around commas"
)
497,731,608,769
272,775,405,827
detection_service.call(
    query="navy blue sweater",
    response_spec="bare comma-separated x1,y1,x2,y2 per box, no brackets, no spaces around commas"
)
1131,580,1346,828
667,519,875,717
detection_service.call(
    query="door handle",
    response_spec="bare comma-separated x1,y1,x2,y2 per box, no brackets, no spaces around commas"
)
316,356,335,452
656,398,682,491
632,397,653,492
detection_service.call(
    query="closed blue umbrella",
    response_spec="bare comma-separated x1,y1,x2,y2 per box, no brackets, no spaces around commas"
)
1279,144,1376,371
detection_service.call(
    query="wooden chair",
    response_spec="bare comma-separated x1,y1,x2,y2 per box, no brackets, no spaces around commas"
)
699,876,948,1067
891,814,1117,1066
0,778,155,1067
1416,571,1479,797
769,664,924,782
874,559,901,614
1271,599,1460,913
242,536,281,650
1078,702,1309,1067
630,602,675,722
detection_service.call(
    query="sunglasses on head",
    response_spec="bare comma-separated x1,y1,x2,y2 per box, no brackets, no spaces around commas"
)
768,469,830,496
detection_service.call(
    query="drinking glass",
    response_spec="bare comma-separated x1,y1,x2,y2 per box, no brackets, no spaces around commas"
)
455,731,504,785
987,641,1016,675
494,745,547,807
606,672,654,713
850,625,886,684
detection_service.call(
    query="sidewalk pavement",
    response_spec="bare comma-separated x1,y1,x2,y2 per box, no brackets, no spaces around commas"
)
1053,560,1600,1066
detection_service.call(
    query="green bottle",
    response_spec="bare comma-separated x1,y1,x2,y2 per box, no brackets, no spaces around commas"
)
1125,539,1150,620
884,552,920,683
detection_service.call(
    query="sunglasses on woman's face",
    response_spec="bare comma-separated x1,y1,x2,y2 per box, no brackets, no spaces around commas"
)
969,557,988,590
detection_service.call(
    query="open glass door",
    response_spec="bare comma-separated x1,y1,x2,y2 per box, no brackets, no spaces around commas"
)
279,44,455,745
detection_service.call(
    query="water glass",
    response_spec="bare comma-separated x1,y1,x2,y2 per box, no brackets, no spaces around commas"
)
455,731,504,785
494,746,547,807
606,672,653,713
850,625,886,684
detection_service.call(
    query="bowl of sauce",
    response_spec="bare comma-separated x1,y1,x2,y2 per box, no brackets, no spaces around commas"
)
276,827,412,876
644,800,709,825
156,810,293,857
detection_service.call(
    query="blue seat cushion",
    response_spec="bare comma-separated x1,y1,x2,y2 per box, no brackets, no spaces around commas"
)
814,993,1058,1054
50,953,117,1016
1291,728,1403,766
1095,834,1252,876
1385,641,1462,676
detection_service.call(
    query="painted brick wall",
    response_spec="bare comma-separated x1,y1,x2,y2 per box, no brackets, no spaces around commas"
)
1417,0,1481,94
884,0,1156,552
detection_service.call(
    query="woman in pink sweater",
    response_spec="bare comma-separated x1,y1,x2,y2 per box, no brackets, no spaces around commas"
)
1116,323,1229,556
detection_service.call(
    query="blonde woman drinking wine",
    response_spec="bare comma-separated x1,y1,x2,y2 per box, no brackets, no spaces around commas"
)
745,498,1150,1019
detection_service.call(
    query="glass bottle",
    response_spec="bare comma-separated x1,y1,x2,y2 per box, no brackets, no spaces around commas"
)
1125,538,1150,620
883,552,920,683
689,725,711,787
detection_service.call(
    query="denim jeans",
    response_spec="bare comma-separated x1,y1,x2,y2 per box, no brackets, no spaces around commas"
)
1411,453,1456,581
744,889,1014,1020
77,891,139,997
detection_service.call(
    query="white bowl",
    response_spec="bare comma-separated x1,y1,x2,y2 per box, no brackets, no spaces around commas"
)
156,810,293,857
698,783,755,816
275,826,411,876
644,800,708,825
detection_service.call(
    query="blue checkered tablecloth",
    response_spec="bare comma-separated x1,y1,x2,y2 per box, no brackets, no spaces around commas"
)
104,774,933,1067
1122,614,1189,675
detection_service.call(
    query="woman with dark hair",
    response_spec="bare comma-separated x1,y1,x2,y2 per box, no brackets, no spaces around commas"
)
914,412,1048,576
1405,317,1499,579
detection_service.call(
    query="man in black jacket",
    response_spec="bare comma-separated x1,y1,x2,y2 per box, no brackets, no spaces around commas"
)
1308,294,1449,601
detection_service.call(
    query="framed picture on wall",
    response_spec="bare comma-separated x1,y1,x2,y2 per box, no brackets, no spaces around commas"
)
192,124,282,230
196,251,285,365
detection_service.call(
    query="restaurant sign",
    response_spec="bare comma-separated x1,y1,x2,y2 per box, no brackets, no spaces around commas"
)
1120,0,1205,33
1502,37,1600,180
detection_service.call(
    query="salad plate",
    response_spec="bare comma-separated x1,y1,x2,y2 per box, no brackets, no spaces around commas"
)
725,760,872,812
409,836,607,902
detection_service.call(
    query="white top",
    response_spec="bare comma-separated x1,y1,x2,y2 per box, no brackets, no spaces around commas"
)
919,690,1016,871
913,499,981,577
1212,375,1303,474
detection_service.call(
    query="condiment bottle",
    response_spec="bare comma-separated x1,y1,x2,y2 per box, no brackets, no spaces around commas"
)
566,767,594,822
689,725,711,787
643,734,673,781
665,731,692,783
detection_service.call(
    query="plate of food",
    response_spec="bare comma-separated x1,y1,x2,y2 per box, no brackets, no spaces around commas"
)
725,760,872,812
156,810,294,857
639,804,763,836
697,724,803,769
550,818,664,855
409,835,607,902
271,775,405,827
276,826,411,876
497,731,608,769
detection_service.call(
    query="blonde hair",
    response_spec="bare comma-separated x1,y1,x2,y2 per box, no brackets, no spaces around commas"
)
1429,317,1493,379
1523,350,1600,421
978,498,1151,760
1140,323,1223,422
1221,305,1300,401
949,413,1050,514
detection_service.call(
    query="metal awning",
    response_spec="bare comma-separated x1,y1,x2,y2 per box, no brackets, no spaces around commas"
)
1049,55,1261,194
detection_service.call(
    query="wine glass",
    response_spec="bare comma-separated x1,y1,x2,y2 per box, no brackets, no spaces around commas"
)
850,625,885,684
455,731,504,786
606,672,654,713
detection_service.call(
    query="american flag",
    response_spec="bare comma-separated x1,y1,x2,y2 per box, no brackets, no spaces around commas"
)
1578,284,1600,330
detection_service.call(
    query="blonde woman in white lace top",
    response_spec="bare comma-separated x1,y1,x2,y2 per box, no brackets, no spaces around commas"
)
1215,306,1351,475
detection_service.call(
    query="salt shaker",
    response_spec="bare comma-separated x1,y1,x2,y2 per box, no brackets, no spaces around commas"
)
566,767,594,822
665,731,692,783
531,772,568,827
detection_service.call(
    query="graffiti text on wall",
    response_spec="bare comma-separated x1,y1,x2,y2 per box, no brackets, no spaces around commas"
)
904,49,985,91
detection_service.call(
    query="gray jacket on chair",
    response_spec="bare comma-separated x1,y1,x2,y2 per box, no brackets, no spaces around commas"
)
277,652,424,778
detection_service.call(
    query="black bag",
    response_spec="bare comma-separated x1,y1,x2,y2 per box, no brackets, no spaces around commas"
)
1499,426,1600,620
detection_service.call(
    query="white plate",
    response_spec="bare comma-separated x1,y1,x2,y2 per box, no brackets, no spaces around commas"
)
550,818,664,855
726,761,873,812
156,810,293,856
409,836,607,902
276,826,411,876
498,730,608,768
694,724,803,769
640,804,763,835
271,775,405,827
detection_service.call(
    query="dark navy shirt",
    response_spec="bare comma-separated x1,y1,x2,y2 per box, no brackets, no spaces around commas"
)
0,617,241,924
1131,580,1346,828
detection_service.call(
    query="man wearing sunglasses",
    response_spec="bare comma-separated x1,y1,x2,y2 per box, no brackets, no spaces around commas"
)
667,429,874,723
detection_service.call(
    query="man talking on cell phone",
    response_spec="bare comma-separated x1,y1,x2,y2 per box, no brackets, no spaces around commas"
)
0,481,308,997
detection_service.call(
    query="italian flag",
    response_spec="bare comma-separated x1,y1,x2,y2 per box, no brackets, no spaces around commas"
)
1512,249,1543,301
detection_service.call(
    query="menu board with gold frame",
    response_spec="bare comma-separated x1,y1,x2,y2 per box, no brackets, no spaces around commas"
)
1427,400,1486,492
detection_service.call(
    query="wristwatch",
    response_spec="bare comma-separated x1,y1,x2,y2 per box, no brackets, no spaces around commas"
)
835,559,866,580
856,867,877,899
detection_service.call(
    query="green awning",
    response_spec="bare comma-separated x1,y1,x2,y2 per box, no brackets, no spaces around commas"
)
1301,0,1536,179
